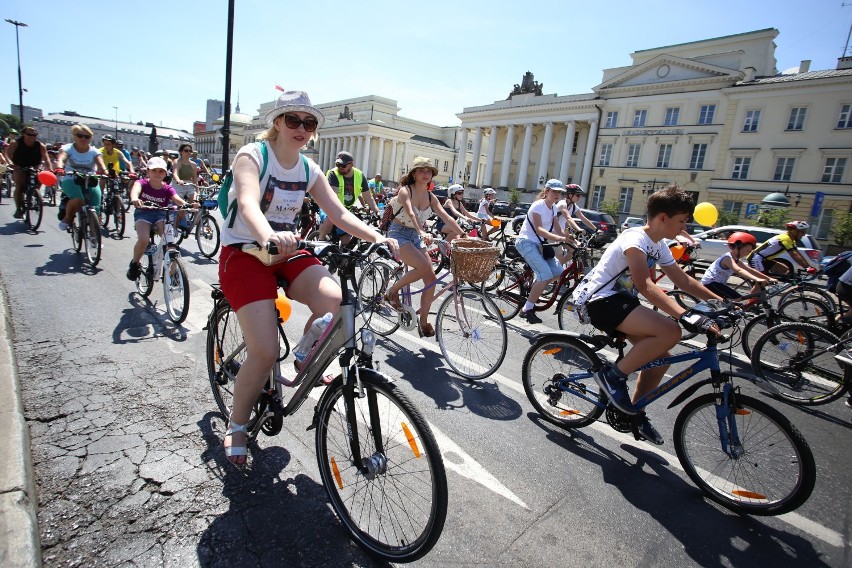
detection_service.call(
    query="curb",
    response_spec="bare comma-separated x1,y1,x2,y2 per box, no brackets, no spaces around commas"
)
0,283,41,567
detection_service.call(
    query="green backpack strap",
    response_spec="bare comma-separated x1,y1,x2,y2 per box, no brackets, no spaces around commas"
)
301,153,309,187
226,141,269,228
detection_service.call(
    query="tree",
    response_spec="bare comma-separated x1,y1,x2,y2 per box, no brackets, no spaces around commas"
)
599,199,621,219
831,212,852,247
756,208,790,229
0,113,23,138
717,210,740,226
508,187,522,207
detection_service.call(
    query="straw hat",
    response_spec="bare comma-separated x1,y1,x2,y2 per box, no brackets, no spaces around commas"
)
264,91,326,128
410,156,438,176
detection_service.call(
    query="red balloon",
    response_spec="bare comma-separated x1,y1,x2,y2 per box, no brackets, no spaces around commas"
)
38,170,57,186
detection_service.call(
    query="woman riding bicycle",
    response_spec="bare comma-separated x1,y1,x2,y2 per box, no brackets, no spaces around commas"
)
55,124,108,231
383,156,464,337
218,91,397,465
438,184,482,242
172,143,199,228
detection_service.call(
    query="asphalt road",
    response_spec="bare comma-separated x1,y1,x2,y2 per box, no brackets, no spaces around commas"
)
0,201,850,567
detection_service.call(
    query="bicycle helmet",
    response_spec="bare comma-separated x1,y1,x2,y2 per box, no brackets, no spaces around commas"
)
785,220,809,230
483,187,496,196
448,184,464,195
727,231,757,247
565,184,586,195
102,134,115,142
116,140,124,146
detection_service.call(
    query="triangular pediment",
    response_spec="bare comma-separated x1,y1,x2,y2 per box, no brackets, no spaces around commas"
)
595,54,742,95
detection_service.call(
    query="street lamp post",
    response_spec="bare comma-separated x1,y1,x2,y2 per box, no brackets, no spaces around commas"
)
113,106,118,138
5,19,28,125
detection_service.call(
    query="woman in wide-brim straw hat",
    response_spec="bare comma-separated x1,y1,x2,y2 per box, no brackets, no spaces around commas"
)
218,90,398,465
383,156,464,337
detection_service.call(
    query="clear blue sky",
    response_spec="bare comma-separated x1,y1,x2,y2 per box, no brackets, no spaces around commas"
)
2,0,850,132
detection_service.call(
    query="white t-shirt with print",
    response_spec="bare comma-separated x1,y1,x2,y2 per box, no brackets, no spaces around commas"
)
572,227,676,306
222,143,323,246
555,199,577,231
517,200,558,242
61,143,99,174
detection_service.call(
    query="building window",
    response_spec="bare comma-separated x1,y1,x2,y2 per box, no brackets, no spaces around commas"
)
619,187,634,213
656,144,672,168
822,157,847,183
664,107,680,126
572,131,579,154
815,208,833,240
732,156,751,179
443,160,449,172
689,144,707,169
698,104,716,125
632,110,647,127
743,109,761,132
604,111,618,128
598,143,612,166
837,104,852,128
723,200,743,217
787,107,806,131
626,143,641,167
591,186,605,210
467,141,472,150
773,157,796,181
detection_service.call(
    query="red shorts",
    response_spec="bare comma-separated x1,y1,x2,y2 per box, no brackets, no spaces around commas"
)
218,245,322,312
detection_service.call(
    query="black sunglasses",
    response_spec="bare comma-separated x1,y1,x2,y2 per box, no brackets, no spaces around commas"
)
282,114,319,132
76,134,92,139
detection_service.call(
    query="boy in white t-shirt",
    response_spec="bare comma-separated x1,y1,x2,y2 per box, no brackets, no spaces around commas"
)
571,185,722,444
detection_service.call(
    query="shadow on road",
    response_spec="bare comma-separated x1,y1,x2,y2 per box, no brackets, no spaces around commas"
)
112,292,188,344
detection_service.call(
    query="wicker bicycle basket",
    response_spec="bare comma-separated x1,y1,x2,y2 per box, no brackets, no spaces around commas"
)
450,238,499,283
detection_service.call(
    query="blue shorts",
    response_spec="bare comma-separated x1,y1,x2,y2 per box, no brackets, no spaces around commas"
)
388,223,423,249
515,237,562,282
134,209,167,225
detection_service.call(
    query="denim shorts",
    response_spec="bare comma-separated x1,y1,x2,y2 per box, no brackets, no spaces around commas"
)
134,209,167,225
388,223,423,249
515,237,562,282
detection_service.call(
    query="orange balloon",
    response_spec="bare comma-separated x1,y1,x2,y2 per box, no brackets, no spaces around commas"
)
275,292,292,323
670,243,685,261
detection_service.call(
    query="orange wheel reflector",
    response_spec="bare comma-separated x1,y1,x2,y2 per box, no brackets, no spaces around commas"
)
543,348,562,355
797,331,807,344
401,422,421,458
330,457,344,489
215,351,221,365
559,409,581,416
732,489,767,499
735,408,752,415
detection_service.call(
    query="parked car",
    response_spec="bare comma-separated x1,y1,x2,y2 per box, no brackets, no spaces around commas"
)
510,207,616,247
432,186,448,205
512,202,531,217
491,200,512,217
691,225,823,272
621,217,645,231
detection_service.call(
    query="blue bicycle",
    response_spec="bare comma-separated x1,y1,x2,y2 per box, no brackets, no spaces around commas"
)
521,300,815,516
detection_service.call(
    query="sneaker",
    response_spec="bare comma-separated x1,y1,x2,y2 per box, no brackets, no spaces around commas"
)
846,398,852,410
58,220,69,231
635,412,664,445
593,364,636,414
126,260,141,281
519,309,542,324
13,208,24,219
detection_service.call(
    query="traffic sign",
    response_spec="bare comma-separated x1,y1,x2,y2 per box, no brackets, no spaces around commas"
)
449,176,453,183
811,191,825,218
745,203,759,218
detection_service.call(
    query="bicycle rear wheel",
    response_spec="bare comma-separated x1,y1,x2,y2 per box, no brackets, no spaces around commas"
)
100,195,111,229
24,189,43,231
314,370,448,562
85,210,102,266
522,334,605,428
357,260,400,336
135,253,155,297
555,294,596,336
436,288,507,380
206,301,247,418
195,213,221,258
674,391,815,515
71,220,83,252
480,263,524,320
112,195,125,238
163,255,190,323
750,322,847,405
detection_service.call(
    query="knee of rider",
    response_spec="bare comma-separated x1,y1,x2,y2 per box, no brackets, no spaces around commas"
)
662,318,681,346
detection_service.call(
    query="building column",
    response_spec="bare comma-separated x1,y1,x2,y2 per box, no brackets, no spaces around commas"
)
456,128,469,183
580,119,599,192
483,126,499,188
558,121,575,182
469,127,483,187
362,135,372,176
400,142,410,177
375,138,385,180
537,122,554,185
499,125,515,188
389,141,399,182
355,136,364,166
517,123,534,189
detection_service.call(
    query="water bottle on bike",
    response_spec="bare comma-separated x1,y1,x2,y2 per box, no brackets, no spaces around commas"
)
294,312,333,362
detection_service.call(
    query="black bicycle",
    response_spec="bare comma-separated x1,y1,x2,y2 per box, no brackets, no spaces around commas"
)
100,170,129,238
64,171,102,267
19,167,45,231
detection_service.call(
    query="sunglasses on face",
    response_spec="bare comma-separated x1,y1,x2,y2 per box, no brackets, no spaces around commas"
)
76,134,91,139
282,114,319,132
23,132,37,137
182,149,192,153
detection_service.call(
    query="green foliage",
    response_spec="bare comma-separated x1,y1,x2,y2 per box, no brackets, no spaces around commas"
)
756,208,790,229
599,199,622,218
508,187,522,206
831,212,852,247
717,210,740,227
0,113,23,137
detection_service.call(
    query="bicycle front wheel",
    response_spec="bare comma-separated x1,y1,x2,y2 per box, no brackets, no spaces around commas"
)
778,296,832,328
436,288,507,380
522,334,605,428
24,189,43,231
314,370,448,562
71,220,83,252
136,253,155,297
750,322,846,405
85,211,102,266
674,391,815,516
480,263,524,320
196,213,221,258
163,256,190,323
357,260,400,336
112,195,125,238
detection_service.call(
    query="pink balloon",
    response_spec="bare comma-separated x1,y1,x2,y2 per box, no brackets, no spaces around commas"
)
38,170,57,186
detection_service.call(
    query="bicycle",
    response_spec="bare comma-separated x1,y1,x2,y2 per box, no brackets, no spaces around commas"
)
100,170,129,238
133,203,192,324
62,171,103,268
171,183,221,258
749,320,851,405
19,167,45,231
521,299,815,516
0,165,12,201
358,238,508,380
204,241,447,562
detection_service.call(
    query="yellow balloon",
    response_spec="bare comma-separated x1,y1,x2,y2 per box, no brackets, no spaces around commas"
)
275,292,292,323
212,174,220,182
693,202,718,226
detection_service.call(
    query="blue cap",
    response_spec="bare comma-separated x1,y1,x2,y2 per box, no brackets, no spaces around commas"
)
544,179,565,190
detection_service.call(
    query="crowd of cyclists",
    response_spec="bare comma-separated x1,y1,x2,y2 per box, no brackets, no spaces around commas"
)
3,89,851,465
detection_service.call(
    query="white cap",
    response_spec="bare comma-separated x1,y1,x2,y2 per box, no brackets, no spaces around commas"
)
147,157,168,170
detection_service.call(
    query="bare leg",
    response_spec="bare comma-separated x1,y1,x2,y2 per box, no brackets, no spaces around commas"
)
387,242,437,328
613,305,680,401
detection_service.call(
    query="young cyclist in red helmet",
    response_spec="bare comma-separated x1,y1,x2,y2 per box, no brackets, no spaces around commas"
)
700,231,775,299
